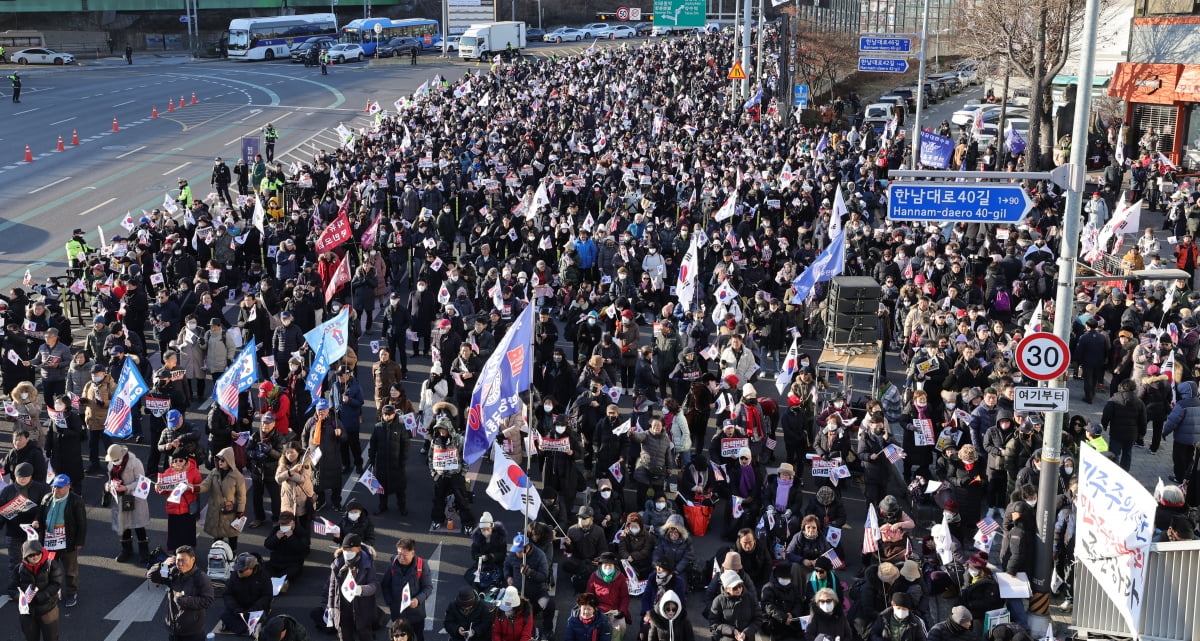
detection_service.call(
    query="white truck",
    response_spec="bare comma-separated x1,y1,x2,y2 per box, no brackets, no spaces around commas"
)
458,21,527,60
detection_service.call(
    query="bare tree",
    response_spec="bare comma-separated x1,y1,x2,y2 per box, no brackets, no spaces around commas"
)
953,0,1086,170
793,21,858,100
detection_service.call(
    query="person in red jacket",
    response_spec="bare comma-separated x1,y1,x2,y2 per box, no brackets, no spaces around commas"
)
259,381,292,437
155,450,204,550
586,552,631,639
491,586,534,641
1174,234,1199,288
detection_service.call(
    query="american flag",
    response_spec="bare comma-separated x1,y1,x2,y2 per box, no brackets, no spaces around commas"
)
103,357,148,438
863,503,881,555
214,338,259,421
976,516,1001,537
883,444,904,463
822,548,846,570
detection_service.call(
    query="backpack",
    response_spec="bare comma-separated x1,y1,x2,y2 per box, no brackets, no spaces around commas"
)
207,539,235,583
993,289,1011,313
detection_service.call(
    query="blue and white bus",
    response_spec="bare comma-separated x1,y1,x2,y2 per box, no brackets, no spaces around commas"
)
227,13,338,61
339,18,442,56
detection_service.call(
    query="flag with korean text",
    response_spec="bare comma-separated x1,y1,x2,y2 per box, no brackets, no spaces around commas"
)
315,205,353,253
486,442,542,519
213,339,259,422
463,305,535,464
324,253,351,303
103,357,149,438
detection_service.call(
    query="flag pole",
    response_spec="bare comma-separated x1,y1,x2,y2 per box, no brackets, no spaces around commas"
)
520,307,538,598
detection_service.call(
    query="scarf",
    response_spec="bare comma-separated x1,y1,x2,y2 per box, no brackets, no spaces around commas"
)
744,404,763,440
738,463,756,498
45,492,68,533
774,478,792,512
312,416,324,446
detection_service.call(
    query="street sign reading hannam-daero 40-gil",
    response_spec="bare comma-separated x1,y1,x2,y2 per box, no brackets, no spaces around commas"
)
652,0,705,27
858,57,909,73
886,183,1034,223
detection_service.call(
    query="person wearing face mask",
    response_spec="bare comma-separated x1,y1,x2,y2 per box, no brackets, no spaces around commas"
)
959,553,1003,622
326,534,378,641
381,292,412,378
197,447,247,553
805,586,853,641
575,313,604,367
169,314,207,402
708,569,761,641
465,512,508,589
80,364,115,473
590,478,625,541
869,592,926,641
536,349,577,411
585,552,631,639
1000,488,1037,574
155,451,203,551
901,389,936,479
444,586,495,641
761,563,805,639
368,404,411,516
407,278,437,358
333,499,376,548
857,412,896,506
562,506,610,592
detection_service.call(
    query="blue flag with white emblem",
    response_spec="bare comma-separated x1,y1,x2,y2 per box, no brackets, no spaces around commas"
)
464,304,535,465
303,309,350,364
789,229,846,304
1006,124,1027,156
103,357,149,439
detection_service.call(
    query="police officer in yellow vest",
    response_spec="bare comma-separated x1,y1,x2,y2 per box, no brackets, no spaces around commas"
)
1084,422,1108,453
64,229,94,269
176,178,193,209
263,123,278,162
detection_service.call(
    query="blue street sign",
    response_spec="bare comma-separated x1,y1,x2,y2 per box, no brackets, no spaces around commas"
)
887,183,1034,223
793,84,809,109
859,36,912,53
858,57,909,73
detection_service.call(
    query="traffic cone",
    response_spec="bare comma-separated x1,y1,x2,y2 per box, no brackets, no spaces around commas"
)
57,135,65,152
23,145,32,162
112,117,119,132
191,91,197,105
168,98,175,112
364,99,370,113
71,129,79,145
152,105,158,118
179,95,185,108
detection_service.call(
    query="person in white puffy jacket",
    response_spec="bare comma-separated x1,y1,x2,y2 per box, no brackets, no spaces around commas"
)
417,362,449,453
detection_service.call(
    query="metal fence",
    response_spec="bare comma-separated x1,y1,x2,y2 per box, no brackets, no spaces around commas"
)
1073,540,1200,641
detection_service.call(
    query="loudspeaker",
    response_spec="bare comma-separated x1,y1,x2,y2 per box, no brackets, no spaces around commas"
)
825,276,882,345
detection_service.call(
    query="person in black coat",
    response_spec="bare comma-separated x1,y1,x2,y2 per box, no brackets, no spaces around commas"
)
15,540,64,641
407,278,437,357
1101,378,1147,470
444,586,495,641
805,586,855,641
1000,495,1037,577
219,553,274,634
264,512,310,580
381,292,411,375
368,405,411,515
536,348,577,409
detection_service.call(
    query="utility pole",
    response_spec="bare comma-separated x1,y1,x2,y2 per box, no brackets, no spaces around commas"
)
441,0,449,57
754,0,765,87
741,0,753,98
730,0,741,110
909,0,930,169
1031,0,1100,630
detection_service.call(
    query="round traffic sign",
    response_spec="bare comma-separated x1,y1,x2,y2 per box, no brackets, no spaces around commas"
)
374,23,384,34
1015,332,1070,381
616,6,630,20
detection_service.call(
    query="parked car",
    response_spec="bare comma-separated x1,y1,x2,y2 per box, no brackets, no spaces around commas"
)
932,73,963,93
887,88,919,112
600,25,636,39
578,23,610,38
955,61,980,85
290,37,336,63
545,27,584,43
877,95,906,114
863,103,894,133
633,22,654,35
976,117,1030,147
378,36,421,58
527,28,545,42
12,48,75,65
327,43,365,63
442,35,462,51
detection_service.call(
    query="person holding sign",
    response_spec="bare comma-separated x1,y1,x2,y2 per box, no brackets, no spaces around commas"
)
29,327,70,402
858,412,897,507
35,475,86,608
16,540,63,641
900,390,936,479
2,462,48,593
426,418,476,533
539,415,584,523
302,399,344,512
157,451,202,551
325,534,378,641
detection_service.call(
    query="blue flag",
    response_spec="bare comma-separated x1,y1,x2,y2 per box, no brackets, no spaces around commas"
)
304,338,331,403
816,132,830,153
919,131,955,169
464,304,536,464
1006,125,1027,156
303,309,351,364
743,85,763,111
214,338,259,421
789,229,846,304
103,357,149,439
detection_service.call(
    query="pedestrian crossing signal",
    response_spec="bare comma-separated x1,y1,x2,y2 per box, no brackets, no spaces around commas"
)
727,61,747,80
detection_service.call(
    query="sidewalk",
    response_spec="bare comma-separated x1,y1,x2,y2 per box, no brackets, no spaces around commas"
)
83,53,225,67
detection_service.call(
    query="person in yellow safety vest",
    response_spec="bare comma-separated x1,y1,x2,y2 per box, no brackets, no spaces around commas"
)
176,178,193,209
64,228,94,269
259,172,284,200
1084,422,1108,453
0,45,6,63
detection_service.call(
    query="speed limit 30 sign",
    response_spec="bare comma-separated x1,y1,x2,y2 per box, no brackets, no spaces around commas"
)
1016,332,1071,381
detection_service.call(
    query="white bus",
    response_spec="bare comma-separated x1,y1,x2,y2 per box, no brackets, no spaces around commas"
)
227,13,337,61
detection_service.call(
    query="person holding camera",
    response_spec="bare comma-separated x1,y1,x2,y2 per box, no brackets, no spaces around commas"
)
148,545,215,641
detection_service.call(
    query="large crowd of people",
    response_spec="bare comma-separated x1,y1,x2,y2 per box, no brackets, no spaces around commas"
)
2,21,1200,641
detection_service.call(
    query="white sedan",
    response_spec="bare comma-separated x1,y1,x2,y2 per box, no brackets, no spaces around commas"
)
442,36,461,52
600,25,637,39
12,48,75,65
327,43,365,63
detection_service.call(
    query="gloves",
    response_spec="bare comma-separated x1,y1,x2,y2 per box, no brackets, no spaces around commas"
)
354,584,363,596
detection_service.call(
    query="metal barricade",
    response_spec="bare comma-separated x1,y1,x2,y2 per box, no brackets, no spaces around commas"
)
1073,540,1200,641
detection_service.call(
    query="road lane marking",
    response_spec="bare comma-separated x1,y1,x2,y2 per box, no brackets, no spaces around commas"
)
50,117,76,125
161,161,191,176
14,108,38,115
112,100,135,107
116,145,146,159
29,176,71,194
78,198,117,216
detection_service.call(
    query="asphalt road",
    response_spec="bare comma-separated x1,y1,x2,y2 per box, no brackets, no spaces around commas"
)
0,49,985,641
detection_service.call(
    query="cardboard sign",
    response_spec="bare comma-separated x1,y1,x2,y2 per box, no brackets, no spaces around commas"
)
431,447,459,471
539,436,570,453
913,419,935,446
720,437,749,458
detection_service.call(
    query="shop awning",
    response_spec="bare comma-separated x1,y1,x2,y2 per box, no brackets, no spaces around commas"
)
1110,62,1192,105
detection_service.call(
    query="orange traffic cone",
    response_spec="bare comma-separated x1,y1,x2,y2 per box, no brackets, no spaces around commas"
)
112,117,119,132
168,98,175,112
23,144,33,162
364,99,370,113
71,129,79,145
57,135,65,152
191,91,197,105
179,95,185,108
152,105,158,118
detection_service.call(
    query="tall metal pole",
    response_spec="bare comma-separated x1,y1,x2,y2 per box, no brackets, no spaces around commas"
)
741,0,753,98
730,0,741,110
441,0,449,57
909,0,930,169
1033,0,1100,627
754,0,765,87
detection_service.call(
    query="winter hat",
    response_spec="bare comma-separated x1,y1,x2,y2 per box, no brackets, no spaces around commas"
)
497,586,520,612
968,552,990,568
741,383,757,398
722,550,743,571
951,606,973,625
877,562,900,584
724,373,740,387
720,569,745,588
899,559,921,582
